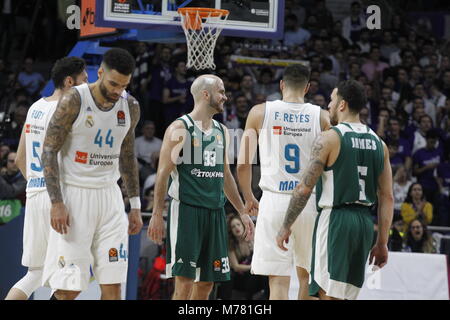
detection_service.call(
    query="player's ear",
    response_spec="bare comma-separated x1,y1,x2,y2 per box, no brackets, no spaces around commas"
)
98,66,104,79
63,76,74,89
279,80,284,92
304,82,310,95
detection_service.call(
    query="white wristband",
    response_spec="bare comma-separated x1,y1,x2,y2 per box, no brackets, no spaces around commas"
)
129,197,141,210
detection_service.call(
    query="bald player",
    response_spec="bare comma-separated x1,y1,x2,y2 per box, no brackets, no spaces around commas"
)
148,74,255,300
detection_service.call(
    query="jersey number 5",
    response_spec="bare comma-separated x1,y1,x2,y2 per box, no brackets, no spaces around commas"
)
357,166,368,201
31,141,43,172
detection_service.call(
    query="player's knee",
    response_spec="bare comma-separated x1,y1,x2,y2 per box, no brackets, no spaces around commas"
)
100,284,121,300
13,268,43,299
54,290,80,300
195,281,214,292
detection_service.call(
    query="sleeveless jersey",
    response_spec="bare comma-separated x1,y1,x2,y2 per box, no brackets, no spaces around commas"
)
59,83,130,188
168,114,226,209
25,98,58,194
317,122,384,208
258,100,322,194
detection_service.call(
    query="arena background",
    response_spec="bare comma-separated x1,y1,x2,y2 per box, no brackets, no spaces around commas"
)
0,0,450,300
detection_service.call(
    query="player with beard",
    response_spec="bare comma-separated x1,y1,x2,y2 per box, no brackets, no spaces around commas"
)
276,80,394,300
41,48,143,300
148,74,255,300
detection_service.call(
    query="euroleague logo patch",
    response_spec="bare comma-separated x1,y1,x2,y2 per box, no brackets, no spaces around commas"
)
109,248,118,262
213,259,221,272
117,110,126,126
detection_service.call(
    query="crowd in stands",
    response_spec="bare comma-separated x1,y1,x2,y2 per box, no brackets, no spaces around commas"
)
1,0,450,299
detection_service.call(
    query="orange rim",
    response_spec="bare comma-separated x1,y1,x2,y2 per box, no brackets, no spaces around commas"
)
178,7,229,30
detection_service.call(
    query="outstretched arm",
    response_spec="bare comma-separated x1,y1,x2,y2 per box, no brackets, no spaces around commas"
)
223,123,255,241
236,103,264,216
276,130,335,251
120,95,142,235
42,88,81,234
370,142,394,269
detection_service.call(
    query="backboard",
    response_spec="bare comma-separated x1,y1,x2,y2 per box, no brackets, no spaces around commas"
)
95,0,284,39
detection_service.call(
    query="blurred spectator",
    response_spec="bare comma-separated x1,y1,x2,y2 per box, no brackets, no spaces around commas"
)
312,94,327,109
405,83,437,125
146,46,173,136
306,0,333,30
359,106,370,125
412,129,442,209
380,31,399,61
441,69,450,98
217,214,268,300
283,14,311,47
341,1,366,45
361,46,389,82
132,42,152,112
0,0,14,60
319,58,338,98
356,29,371,53
17,57,45,99
162,60,193,128
384,117,413,172
436,151,450,227
403,219,436,253
239,74,256,102
135,121,162,183
233,94,250,130
0,144,10,167
411,114,436,154
0,151,26,203
2,103,28,149
387,140,405,174
393,165,414,216
389,35,408,67
254,68,278,97
388,215,405,252
401,182,433,227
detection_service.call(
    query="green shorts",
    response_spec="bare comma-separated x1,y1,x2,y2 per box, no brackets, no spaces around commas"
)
309,205,374,300
166,199,230,282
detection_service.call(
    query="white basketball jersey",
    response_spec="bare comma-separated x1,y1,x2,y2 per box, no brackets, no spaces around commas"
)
258,100,322,194
59,83,130,188
25,98,58,194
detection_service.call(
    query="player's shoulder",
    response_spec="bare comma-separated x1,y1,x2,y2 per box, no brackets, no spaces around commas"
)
248,102,266,118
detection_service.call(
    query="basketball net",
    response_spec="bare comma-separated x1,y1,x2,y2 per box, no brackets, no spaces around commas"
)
178,8,229,70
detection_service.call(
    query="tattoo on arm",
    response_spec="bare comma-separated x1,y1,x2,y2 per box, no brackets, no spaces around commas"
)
120,95,141,198
282,135,326,228
42,89,81,203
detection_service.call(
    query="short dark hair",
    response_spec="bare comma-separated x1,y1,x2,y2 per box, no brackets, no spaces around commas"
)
283,64,310,89
51,57,86,89
336,80,367,113
426,128,439,140
102,48,135,75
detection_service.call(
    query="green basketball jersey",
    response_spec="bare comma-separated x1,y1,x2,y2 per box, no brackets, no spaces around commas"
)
316,122,384,209
168,114,226,209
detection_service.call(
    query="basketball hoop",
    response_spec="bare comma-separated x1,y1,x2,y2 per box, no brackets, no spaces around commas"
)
177,8,229,70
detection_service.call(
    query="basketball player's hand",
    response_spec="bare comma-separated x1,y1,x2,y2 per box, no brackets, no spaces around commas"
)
240,214,255,241
369,243,388,269
148,213,165,245
50,202,70,235
128,209,143,235
276,226,291,251
244,195,259,216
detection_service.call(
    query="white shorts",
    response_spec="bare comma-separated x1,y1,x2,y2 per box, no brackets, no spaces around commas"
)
42,183,129,291
251,190,318,276
22,191,52,268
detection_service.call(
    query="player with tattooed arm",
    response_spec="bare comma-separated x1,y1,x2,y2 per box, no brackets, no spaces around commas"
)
277,80,394,300
41,48,143,300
